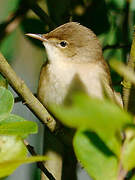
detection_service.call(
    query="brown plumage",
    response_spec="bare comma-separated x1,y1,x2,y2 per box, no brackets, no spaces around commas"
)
37,22,114,105
26,22,122,180
26,21,123,107
26,22,118,107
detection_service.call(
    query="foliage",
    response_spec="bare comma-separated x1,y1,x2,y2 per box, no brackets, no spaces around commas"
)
0,87,47,178
50,93,135,180
1,0,135,179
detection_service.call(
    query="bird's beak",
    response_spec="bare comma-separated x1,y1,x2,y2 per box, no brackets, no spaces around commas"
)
25,33,48,42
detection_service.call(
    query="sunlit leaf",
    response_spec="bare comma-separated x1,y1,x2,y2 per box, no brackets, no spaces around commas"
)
51,93,132,134
131,175,135,180
73,130,118,180
0,155,47,178
0,87,14,117
0,120,37,136
51,93,132,155
110,60,135,85
0,114,26,123
0,136,27,162
122,137,135,170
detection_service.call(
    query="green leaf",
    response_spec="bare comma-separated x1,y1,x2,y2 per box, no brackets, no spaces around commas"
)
0,0,20,62
51,93,132,134
110,0,126,9
73,130,118,180
0,0,20,21
130,175,135,180
131,0,135,10
0,120,37,136
0,155,47,178
110,60,135,85
0,30,18,62
122,137,135,170
97,132,121,156
0,114,26,123
0,136,27,162
51,93,132,155
0,136,47,178
0,87,14,117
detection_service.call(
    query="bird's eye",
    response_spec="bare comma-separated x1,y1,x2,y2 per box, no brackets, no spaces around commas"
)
59,41,68,47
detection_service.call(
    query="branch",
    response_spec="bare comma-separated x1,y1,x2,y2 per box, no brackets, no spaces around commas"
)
29,2,55,30
0,52,56,132
24,140,56,180
122,27,135,113
122,13,135,180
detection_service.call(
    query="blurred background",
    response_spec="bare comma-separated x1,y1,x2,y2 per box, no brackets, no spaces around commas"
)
0,0,135,179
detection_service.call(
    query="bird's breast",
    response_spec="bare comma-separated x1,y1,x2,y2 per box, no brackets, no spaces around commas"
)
38,61,111,107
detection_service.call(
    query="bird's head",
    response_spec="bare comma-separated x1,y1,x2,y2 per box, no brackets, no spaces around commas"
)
26,22,103,64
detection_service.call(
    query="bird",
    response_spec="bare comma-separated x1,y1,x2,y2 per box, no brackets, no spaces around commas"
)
26,22,122,180
26,22,119,108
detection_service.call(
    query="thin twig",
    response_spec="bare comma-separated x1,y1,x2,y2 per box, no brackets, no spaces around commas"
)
24,140,56,180
122,27,135,113
0,52,56,132
29,2,55,30
122,9,135,180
